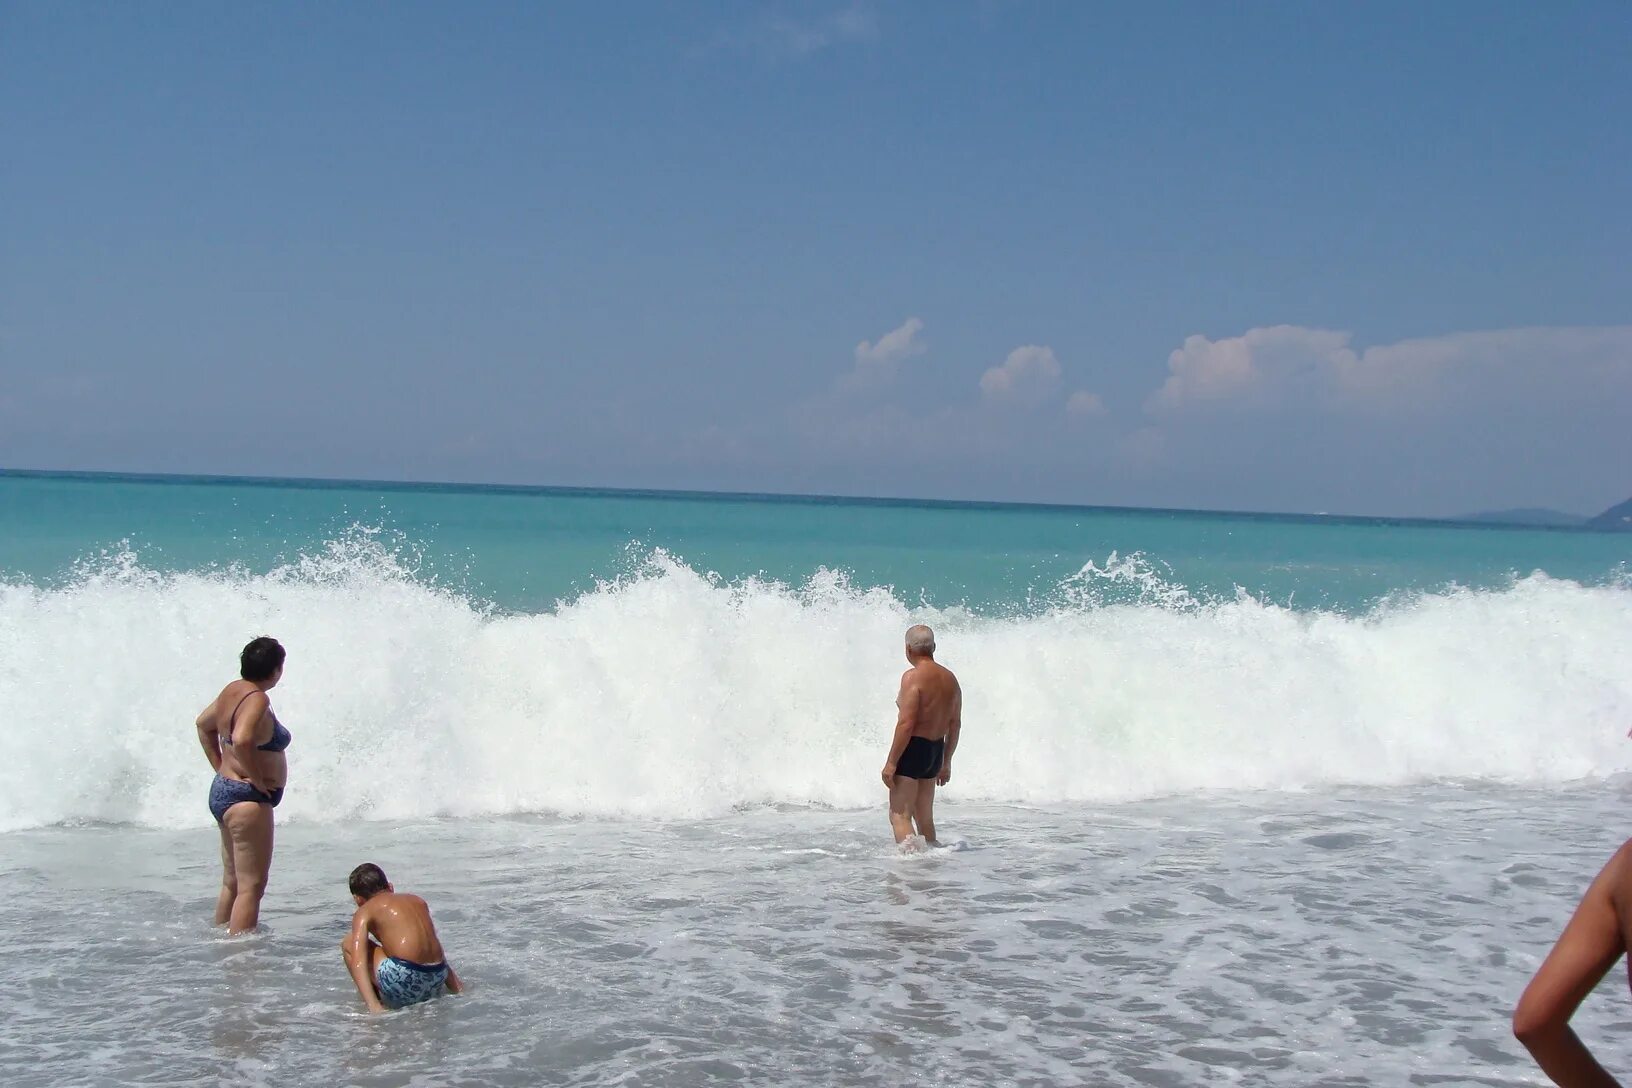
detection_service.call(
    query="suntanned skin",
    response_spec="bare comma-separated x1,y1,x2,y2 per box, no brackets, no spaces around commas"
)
342,885,464,1014
881,629,962,848
195,667,286,933
1514,840,1632,1086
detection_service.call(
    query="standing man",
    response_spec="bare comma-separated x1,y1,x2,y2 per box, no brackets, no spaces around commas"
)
881,624,962,848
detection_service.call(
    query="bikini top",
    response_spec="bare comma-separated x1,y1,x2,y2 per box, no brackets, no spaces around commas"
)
221,689,293,753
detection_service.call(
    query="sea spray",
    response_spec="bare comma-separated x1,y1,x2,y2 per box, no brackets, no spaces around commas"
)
2,535,1630,830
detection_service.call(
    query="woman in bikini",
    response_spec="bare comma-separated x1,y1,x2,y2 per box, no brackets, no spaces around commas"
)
195,636,291,934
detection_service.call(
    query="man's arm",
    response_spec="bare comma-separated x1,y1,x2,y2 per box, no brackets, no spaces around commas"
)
1513,843,1630,1087
882,673,918,787
230,692,270,792
938,684,962,786
444,963,464,994
345,907,388,1014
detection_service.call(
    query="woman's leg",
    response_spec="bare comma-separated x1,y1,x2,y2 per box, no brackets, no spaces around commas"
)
213,821,238,926
222,802,275,934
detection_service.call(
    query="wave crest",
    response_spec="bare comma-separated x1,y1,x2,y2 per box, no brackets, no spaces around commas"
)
2,536,1629,829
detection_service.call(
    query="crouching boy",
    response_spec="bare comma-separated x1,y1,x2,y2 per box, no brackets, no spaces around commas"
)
342,863,464,1013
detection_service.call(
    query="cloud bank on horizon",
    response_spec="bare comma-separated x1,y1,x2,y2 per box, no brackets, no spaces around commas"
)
730,318,1632,518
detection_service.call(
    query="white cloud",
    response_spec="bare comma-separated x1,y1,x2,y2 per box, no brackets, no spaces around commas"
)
1065,390,1107,418
1130,324,1632,515
1145,324,1632,419
843,316,925,389
980,345,1062,401
855,316,925,369
1147,325,1353,414
711,4,878,61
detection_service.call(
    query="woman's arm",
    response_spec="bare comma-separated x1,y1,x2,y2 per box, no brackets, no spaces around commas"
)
1513,842,1631,1087
230,691,271,791
195,704,223,772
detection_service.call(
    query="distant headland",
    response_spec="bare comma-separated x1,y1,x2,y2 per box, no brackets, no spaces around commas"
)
1458,496,1632,531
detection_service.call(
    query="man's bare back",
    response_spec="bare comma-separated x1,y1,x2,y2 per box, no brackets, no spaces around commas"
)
882,625,962,848
900,659,961,743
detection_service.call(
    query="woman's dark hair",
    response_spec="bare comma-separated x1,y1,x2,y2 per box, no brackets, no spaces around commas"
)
240,637,286,682
349,863,390,900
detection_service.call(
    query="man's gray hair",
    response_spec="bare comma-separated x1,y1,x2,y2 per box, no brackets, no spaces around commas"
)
905,625,936,655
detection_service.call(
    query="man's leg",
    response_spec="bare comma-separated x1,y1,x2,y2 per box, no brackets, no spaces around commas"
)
913,781,939,847
888,777,921,844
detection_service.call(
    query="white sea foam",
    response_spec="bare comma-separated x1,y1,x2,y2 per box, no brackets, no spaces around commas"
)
2,536,1629,831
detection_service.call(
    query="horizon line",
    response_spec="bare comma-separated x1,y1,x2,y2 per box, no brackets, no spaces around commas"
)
0,464,1606,534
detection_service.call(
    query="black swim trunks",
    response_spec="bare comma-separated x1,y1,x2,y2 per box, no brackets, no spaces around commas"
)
895,736,945,780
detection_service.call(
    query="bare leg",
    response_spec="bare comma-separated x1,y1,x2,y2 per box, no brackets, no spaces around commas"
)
888,777,921,845
222,802,274,934
341,938,390,1007
913,781,939,847
213,821,238,926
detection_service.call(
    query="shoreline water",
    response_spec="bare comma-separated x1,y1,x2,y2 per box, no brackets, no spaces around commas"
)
5,788,1630,1086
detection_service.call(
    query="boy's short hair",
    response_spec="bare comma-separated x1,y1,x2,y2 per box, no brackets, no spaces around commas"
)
349,863,390,900
240,636,286,681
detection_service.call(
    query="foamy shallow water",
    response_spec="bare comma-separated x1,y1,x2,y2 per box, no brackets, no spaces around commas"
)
5,785,1631,1087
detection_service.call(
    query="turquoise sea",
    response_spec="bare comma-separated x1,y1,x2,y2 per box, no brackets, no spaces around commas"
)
3,469,1631,1086
4,469,1627,614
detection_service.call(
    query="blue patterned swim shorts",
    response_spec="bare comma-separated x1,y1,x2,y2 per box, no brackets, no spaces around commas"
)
375,956,448,1009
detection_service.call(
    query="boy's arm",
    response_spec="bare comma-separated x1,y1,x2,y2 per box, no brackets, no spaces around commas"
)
345,908,387,1014
443,963,464,994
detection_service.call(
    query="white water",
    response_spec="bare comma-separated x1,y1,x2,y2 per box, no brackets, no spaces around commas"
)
5,790,1632,1086
2,541,1630,832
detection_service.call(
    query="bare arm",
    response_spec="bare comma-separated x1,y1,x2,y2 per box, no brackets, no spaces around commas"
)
882,673,919,787
938,685,962,786
444,963,464,994
230,691,270,792
1513,843,1630,1087
345,908,387,1014
195,704,223,772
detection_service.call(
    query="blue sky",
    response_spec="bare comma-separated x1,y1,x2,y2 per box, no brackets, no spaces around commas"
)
1,2,1628,516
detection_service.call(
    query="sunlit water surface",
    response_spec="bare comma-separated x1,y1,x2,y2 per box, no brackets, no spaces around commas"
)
5,786,1631,1087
